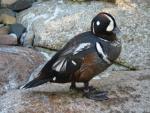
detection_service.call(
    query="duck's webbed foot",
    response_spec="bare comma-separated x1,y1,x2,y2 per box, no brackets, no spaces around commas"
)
84,90,109,101
83,82,109,101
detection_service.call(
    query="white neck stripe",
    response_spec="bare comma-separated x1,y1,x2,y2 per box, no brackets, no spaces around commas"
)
96,42,111,64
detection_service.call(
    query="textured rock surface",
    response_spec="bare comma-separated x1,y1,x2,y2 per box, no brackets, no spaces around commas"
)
0,26,9,35
0,8,16,17
1,0,17,7
8,0,34,12
9,23,26,42
0,14,16,25
0,46,44,95
17,0,150,70
0,35,18,45
0,70,150,113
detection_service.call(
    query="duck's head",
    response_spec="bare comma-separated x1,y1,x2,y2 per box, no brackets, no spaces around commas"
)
91,12,120,40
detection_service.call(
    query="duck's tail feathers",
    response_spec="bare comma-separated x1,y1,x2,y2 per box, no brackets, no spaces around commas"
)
22,78,50,89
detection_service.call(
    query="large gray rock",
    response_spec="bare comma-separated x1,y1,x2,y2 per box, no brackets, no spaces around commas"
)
0,46,44,95
17,0,96,48
17,0,150,69
0,70,150,113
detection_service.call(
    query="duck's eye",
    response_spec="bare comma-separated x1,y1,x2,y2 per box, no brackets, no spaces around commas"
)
96,21,100,26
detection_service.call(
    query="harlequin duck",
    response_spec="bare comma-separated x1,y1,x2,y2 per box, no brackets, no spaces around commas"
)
23,12,121,101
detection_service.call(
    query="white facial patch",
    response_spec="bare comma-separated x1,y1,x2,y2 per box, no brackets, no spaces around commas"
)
96,42,111,64
104,14,114,32
96,21,100,26
73,43,91,55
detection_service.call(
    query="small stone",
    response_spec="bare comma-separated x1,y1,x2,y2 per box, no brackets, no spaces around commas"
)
8,0,33,12
71,0,116,3
0,26,9,35
0,24,4,27
9,23,26,43
0,8,16,17
0,34,18,45
72,0,85,2
0,14,16,25
1,0,17,7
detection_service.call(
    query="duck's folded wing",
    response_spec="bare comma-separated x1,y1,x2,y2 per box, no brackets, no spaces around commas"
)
52,42,92,74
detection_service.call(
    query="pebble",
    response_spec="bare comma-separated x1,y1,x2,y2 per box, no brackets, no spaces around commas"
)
0,8,16,17
8,0,34,12
0,24,4,27
9,23,26,44
0,14,16,25
0,34,18,45
0,26,9,35
1,0,17,7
